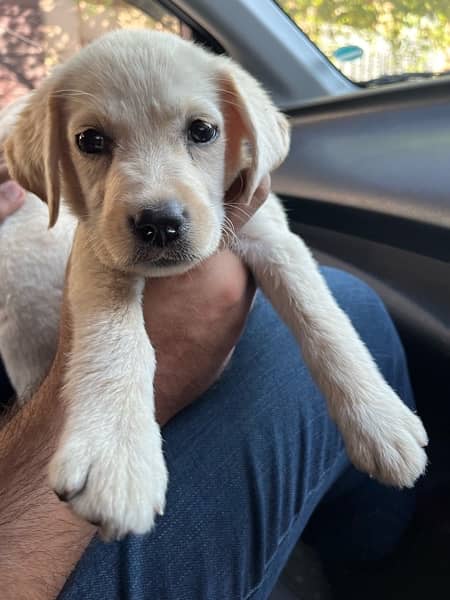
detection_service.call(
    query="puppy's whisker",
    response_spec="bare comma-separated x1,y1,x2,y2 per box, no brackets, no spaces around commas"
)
210,88,244,110
51,89,101,103
222,214,235,229
221,229,239,248
221,215,239,246
224,199,250,211
51,89,105,113
223,203,252,219
217,98,243,111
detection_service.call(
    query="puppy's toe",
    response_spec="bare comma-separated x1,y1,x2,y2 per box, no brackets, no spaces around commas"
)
49,429,168,541
49,451,92,505
54,487,84,503
407,411,429,447
341,385,428,489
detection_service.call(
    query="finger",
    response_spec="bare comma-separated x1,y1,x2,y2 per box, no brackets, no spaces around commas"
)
0,160,10,186
225,173,271,230
0,181,25,223
224,170,247,205
251,174,271,210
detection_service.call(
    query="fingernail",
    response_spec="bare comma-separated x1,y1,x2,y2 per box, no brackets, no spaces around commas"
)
0,181,25,206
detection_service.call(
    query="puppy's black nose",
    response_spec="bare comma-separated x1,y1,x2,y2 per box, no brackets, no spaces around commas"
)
133,201,186,247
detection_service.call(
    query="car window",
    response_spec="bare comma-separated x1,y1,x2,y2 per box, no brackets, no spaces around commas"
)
0,0,191,109
276,0,450,86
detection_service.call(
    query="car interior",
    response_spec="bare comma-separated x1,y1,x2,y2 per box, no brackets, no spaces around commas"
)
1,0,449,598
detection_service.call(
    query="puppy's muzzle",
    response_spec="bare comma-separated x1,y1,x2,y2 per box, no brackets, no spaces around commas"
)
132,200,188,248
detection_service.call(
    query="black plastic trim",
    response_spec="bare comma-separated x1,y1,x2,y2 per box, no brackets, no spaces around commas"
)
282,196,449,263
284,76,450,119
133,0,225,53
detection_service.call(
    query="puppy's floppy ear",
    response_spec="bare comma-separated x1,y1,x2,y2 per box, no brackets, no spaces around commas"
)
216,59,290,203
5,85,62,227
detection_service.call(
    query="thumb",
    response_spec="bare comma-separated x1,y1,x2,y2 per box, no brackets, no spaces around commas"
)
0,181,25,223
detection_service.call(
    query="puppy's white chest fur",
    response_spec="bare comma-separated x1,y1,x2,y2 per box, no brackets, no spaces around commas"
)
0,194,75,400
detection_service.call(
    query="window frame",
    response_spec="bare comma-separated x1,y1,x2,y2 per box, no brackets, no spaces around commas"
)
155,0,356,109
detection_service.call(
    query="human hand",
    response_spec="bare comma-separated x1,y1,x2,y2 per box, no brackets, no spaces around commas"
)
224,170,271,230
146,172,271,424
0,153,25,221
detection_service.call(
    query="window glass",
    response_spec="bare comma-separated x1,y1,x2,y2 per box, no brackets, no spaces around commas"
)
277,0,450,86
0,0,191,108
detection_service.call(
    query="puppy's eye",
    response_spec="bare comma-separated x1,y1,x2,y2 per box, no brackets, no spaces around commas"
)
188,119,218,144
76,129,110,154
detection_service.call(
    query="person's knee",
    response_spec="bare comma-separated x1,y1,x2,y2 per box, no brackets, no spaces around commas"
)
321,266,385,318
321,267,396,346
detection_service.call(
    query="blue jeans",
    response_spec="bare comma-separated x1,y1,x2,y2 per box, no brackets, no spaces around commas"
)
59,268,416,600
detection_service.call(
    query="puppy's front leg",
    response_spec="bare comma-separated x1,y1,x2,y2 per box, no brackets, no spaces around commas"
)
238,196,427,488
49,225,167,541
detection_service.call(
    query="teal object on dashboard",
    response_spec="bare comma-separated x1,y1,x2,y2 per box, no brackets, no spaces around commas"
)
333,45,363,62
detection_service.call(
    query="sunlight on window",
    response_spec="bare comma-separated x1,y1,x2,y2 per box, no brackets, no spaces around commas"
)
0,0,190,107
278,0,450,85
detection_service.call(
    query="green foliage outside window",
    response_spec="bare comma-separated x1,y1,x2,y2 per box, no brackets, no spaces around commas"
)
278,0,450,83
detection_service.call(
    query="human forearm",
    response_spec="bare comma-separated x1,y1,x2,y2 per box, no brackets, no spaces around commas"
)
0,356,94,600
0,156,25,221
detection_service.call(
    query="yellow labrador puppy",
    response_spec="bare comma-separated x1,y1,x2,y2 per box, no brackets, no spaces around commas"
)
2,29,427,540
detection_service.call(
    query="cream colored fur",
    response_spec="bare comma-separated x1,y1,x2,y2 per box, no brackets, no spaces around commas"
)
1,30,427,540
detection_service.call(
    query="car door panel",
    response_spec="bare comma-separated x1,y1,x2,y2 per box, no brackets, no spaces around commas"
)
271,80,450,496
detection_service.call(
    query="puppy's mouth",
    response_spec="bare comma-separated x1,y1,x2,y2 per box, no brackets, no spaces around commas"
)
132,245,197,268
151,256,188,267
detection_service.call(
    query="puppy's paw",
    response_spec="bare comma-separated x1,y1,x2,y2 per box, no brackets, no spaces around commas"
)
49,424,168,541
341,385,428,488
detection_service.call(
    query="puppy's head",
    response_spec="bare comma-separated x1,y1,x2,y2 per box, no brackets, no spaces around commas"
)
5,30,290,276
